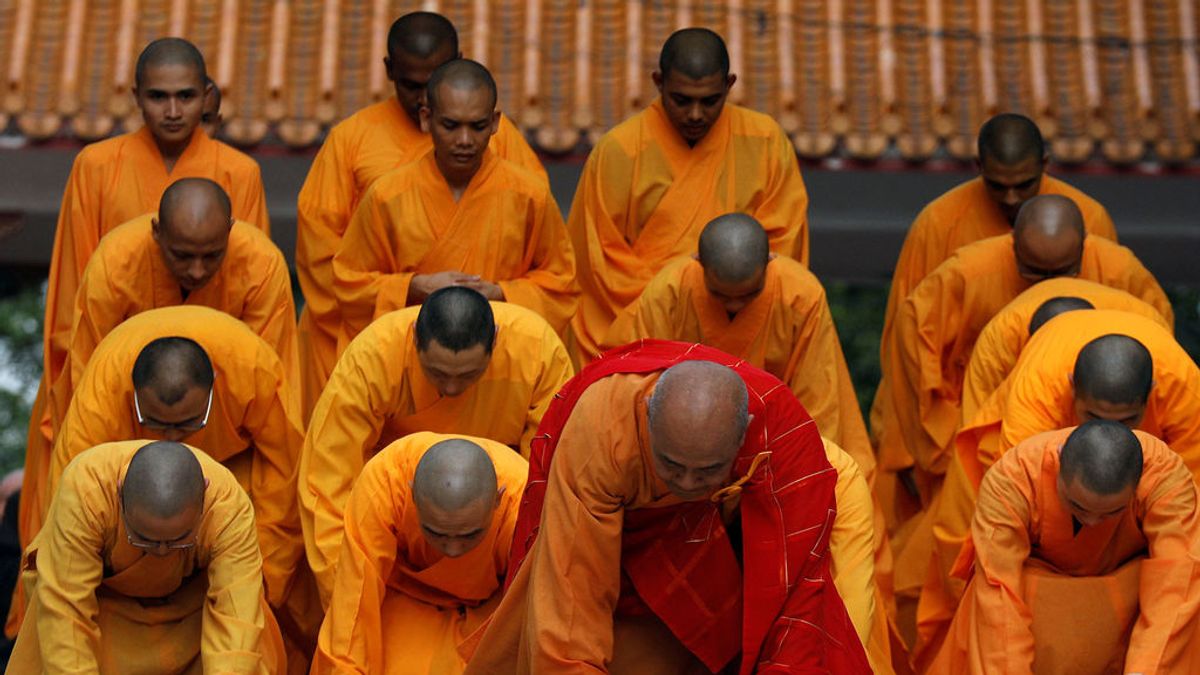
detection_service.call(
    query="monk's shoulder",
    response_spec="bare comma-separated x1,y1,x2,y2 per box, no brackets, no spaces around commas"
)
210,139,263,181
349,306,421,361
324,99,401,149
492,303,564,359
725,103,789,142
492,156,553,200
589,108,651,160
226,220,287,269
912,178,988,233
772,257,828,309
73,132,136,165
944,234,1014,278
646,256,696,295
93,214,155,258
1041,175,1110,220
360,158,425,205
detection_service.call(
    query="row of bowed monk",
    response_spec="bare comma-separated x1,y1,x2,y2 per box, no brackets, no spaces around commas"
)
6,9,1199,675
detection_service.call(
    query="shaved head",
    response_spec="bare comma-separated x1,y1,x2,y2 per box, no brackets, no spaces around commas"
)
154,179,233,293
1073,334,1154,406
131,337,214,406
412,438,498,511
387,11,459,59
135,38,207,88
1028,296,1095,335
658,28,730,79
698,213,770,284
1060,420,1144,496
1012,195,1086,280
158,178,232,233
978,113,1046,165
122,441,206,519
415,287,496,353
426,58,497,111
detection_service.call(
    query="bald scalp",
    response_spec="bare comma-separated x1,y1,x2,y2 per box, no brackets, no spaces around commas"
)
135,38,207,88
1013,194,1085,241
412,439,498,512
698,213,770,284
131,337,214,406
415,287,496,353
978,113,1046,165
1028,296,1095,335
388,11,459,59
1073,334,1154,406
1060,420,1144,495
659,28,730,79
123,441,206,519
648,360,749,458
158,177,233,233
426,58,497,111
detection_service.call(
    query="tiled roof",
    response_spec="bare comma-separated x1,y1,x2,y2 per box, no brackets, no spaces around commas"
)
1,0,1197,164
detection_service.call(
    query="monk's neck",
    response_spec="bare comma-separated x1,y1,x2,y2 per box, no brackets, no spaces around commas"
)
436,164,479,202
153,135,193,173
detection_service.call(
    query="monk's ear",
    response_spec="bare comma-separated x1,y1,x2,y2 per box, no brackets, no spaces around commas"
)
419,105,431,134
768,252,778,261
690,252,700,261
488,110,500,136
724,73,737,91
202,79,215,101
651,70,664,91
495,485,506,503
151,217,163,242
382,56,394,81
739,414,755,446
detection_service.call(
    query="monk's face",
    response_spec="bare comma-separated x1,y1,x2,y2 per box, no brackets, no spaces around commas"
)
152,208,233,294
417,340,492,398
133,384,213,442
652,69,736,146
1055,475,1135,529
979,155,1045,225
120,496,203,557
703,266,767,316
200,88,222,138
386,46,457,126
1013,230,1083,283
134,63,209,150
648,403,743,501
421,84,500,184
1072,392,1146,429
416,492,499,558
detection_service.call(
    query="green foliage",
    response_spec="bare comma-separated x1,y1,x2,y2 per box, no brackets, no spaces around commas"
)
1165,286,1200,364
0,281,43,474
826,281,887,417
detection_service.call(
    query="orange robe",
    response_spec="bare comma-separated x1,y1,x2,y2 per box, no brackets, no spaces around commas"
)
300,302,574,606
872,176,1114,526
296,100,544,417
8,440,285,674
332,149,577,344
566,99,810,364
912,309,1200,667
23,126,269,574
928,428,1200,674
311,432,528,675
961,277,1172,426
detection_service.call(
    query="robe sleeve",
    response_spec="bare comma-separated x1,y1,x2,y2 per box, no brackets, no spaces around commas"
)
311,455,399,673
998,366,1073,454
1154,361,1200,474
200,487,274,674
492,115,548,182
47,370,129,506
228,158,271,235
518,336,577,459
495,190,579,335
331,186,414,338
63,251,127,406
785,294,855,455
824,441,878,645
33,463,107,671
960,315,1024,429
753,126,810,265
235,240,302,402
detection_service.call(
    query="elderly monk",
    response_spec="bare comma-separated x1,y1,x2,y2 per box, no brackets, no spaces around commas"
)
311,433,527,674
297,12,546,417
912,311,1200,667
332,59,576,344
200,76,222,138
301,287,573,605
928,422,1200,674
39,306,318,667
567,28,810,364
961,278,1172,424
463,342,870,674
8,440,286,673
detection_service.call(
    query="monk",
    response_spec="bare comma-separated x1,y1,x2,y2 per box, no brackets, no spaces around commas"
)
961,278,1172,424
301,287,573,605
296,11,546,417
332,58,577,343
567,28,810,364
872,114,1115,530
53,178,298,440
24,36,269,568
201,77,222,138
311,433,528,674
928,422,1200,674
8,440,286,673
912,311,1200,667
42,306,318,668
463,342,870,674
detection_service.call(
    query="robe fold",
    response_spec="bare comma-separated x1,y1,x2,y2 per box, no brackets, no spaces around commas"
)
912,309,1200,667
927,428,1200,674
311,432,528,675
462,340,870,674
300,303,573,606
296,99,544,417
566,100,810,364
331,149,577,343
7,440,285,674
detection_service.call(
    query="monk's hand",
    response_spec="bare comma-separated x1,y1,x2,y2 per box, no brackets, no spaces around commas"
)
409,271,482,303
457,278,505,301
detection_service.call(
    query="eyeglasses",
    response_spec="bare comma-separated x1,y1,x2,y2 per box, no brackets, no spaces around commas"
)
133,386,213,433
119,494,199,551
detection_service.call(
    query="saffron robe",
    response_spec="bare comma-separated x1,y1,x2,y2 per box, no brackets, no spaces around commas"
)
332,149,577,344
300,303,573,605
927,429,1200,674
8,441,285,674
296,99,544,417
311,432,528,675
912,309,1200,666
961,277,1171,425
566,100,810,364
462,340,870,674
